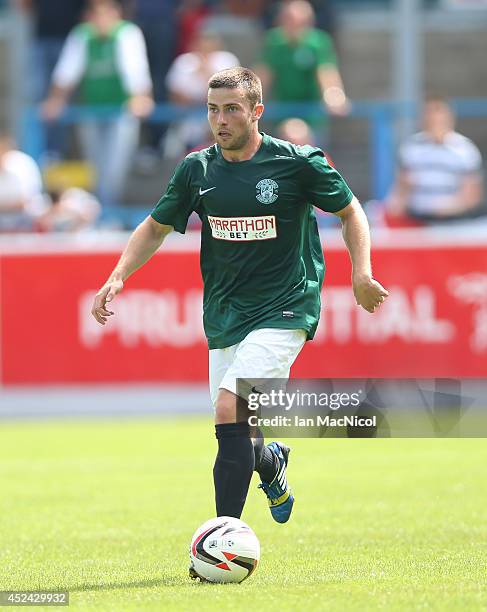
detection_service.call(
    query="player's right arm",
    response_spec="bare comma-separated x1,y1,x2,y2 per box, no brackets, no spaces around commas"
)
91,217,172,325
92,156,196,324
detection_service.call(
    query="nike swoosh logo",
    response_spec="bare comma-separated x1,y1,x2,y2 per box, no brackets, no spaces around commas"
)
275,155,295,160
199,186,216,196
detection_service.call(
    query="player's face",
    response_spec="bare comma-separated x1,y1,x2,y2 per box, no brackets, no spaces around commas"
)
207,88,261,151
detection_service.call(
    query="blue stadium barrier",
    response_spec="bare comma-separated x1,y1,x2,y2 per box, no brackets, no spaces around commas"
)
20,98,487,220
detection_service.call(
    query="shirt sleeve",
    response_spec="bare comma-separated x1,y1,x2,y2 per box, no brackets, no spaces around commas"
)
151,159,195,233
302,149,354,213
461,140,483,174
51,27,87,89
115,24,153,95
316,32,337,67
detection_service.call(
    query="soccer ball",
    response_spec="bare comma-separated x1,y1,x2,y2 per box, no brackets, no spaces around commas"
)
189,516,260,583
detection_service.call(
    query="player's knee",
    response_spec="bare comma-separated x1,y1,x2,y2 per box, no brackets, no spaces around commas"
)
214,389,238,424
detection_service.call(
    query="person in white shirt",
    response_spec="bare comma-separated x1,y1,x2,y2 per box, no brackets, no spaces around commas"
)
37,187,101,232
387,96,484,223
42,0,153,209
164,32,239,155
0,135,45,232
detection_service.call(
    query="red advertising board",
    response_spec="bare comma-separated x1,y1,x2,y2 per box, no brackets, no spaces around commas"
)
1,230,487,384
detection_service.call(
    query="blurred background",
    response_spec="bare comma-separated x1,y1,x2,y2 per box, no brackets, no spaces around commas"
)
0,0,486,417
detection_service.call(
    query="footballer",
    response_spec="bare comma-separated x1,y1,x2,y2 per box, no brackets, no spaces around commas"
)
91,67,388,528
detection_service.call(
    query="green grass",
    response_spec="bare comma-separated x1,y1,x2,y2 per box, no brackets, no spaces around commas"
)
1,417,486,611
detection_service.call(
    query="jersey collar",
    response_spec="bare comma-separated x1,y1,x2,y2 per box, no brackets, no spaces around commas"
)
216,132,268,165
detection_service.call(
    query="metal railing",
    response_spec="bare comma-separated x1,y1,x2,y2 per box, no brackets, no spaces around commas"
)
21,97,487,205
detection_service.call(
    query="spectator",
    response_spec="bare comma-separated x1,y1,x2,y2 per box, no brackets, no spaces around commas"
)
36,188,101,232
42,0,154,208
277,117,316,146
262,0,337,36
386,96,484,224
0,134,45,231
255,0,349,127
277,116,336,167
164,31,239,155
167,31,239,106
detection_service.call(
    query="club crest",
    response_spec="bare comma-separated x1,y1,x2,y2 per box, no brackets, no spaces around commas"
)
256,178,278,204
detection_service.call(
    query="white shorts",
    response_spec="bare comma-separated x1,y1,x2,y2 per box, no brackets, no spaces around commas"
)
209,328,307,406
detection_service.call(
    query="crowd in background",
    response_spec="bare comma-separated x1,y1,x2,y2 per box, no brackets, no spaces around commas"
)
0,0,484,232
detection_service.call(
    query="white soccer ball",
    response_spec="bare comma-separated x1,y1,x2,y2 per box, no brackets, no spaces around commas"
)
189,516,260,583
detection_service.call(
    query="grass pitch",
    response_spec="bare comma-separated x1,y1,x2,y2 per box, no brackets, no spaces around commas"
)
1,417,486,611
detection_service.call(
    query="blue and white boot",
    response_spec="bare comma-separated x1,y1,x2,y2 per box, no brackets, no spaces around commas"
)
258,441,294,524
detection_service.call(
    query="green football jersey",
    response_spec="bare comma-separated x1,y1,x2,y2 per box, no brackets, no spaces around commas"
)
151,133,353,349
76,21,130,106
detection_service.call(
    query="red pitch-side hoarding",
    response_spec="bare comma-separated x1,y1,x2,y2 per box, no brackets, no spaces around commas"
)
1,229,487,385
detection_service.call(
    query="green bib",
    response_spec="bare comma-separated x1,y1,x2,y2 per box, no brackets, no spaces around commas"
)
78,21,130,106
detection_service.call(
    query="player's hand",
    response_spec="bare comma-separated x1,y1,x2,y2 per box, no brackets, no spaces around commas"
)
352,274,389,313
91,280,123,325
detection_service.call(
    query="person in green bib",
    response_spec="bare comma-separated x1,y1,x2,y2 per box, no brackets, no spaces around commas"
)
91,67,388,546
255,0,350,135
42,0,153,209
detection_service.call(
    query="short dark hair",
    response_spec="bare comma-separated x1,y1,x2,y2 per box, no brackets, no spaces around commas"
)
208,67,262,108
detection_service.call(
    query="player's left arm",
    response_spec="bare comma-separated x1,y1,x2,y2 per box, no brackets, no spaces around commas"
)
334,196,389,313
